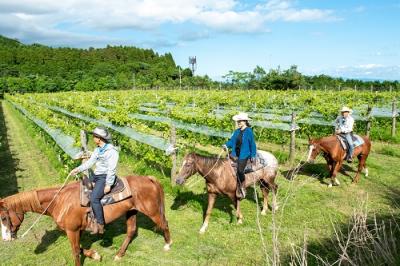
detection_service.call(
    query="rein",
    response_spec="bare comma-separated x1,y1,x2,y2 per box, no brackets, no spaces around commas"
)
200,150,225,178
20,173,72,238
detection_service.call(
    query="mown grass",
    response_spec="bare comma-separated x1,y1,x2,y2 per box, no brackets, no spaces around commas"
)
0,100,399,265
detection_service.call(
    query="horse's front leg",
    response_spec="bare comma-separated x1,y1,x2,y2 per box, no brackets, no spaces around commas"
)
329,161,342,187
66,230,82,266
66,230,100,265
199,193,217,234
353,154,366,184
115,210,138,261
234,199,244,224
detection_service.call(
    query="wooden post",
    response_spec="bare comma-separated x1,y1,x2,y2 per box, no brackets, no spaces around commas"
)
289,112,297,164
392,101,397,137
170,124,177,186
366,105,372,137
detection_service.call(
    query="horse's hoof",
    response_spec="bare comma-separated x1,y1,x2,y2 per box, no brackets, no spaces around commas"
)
199,227,207,234
328,183,333,188
261,210,267,216
92,251,101,261
114,255,122,261
237,219,243,225
163,244,171,251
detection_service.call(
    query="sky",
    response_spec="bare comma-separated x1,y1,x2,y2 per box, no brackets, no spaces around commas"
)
0,0,399,81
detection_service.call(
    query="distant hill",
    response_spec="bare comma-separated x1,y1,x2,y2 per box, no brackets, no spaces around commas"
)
0,35,22,47
0,35,193,89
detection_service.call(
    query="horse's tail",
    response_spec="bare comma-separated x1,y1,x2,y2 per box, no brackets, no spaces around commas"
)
147,176,168,230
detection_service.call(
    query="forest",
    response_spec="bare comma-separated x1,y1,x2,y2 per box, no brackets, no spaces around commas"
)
0,35,398,93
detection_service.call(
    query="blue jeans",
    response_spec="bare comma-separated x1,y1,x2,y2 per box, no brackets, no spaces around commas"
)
344,133,354,159
91,174,106,225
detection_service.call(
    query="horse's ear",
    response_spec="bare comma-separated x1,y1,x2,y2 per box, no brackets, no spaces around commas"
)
307,134,312,143
0,199,6,210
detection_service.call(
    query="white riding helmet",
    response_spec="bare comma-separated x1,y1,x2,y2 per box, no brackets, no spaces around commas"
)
91,127,112,142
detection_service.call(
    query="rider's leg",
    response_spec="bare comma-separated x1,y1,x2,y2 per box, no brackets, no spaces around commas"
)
345,133,354,161
91,175,106,234
237,159,248,198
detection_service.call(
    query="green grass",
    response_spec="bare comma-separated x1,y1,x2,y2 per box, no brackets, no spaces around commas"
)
0,100,399,265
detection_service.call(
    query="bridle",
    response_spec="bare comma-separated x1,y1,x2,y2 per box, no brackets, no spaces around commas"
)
1,209,24,238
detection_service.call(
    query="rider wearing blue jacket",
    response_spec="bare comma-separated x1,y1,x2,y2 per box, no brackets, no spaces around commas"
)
223,113,256,199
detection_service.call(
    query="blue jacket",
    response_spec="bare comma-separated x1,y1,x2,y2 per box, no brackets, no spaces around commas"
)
225,127,257,160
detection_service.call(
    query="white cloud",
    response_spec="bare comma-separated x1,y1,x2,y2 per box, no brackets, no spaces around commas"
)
314,64,400,80
0,0,338,41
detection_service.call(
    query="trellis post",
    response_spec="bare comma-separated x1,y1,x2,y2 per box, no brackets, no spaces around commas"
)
392,100,397,137
289,112,297,164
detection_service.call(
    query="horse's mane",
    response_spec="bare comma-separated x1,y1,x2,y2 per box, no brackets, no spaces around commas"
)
194,153,226,168
4,191,42,213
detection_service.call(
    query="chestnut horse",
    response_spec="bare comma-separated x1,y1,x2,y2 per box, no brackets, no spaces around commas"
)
0,175,172,266
175,151,278,234
306,135,371,186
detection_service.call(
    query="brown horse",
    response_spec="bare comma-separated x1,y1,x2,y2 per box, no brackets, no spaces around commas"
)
175,151,278,233
306,135,371,186
0,175,172,266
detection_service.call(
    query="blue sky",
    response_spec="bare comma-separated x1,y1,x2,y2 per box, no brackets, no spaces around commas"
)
0,0,399,80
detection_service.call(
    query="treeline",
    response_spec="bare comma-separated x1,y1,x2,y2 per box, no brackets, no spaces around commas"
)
0,35,214,93
0,35,398,93
223,65,399,91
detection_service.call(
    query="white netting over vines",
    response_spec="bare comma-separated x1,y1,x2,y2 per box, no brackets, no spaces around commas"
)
48,106,172,152
10,101,81,158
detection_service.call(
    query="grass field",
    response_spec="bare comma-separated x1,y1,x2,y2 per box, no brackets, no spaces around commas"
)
0,99,399,265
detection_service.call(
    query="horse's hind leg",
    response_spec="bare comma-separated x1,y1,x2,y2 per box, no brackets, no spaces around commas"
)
147,209,172,250
260,180,278,215
260,181,270,216
115,210,138,261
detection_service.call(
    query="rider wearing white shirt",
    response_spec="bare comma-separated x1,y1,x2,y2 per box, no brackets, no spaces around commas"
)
335,106,355,162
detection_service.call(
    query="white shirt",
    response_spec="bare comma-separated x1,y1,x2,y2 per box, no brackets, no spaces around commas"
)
335,115,354,134
78,143,119,186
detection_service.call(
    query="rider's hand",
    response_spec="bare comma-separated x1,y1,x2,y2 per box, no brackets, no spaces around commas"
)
222,144,228,151
69,168,79,176
104,185,111,194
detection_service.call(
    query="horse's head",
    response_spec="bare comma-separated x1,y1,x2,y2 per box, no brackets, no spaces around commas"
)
175,153,198,185
307,139,321,163
0,199,24,241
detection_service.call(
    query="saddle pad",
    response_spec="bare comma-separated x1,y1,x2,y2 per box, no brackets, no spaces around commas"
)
337,134,364,150
230,150,277,174
80,177,132,207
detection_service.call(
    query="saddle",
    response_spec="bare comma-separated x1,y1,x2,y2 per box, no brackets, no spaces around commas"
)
80,176,132,207
230,151,270,174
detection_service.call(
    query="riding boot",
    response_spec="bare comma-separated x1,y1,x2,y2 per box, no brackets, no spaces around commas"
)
236,186,242,199
236,184,246,200
90,223,104,235
240,183,246,199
